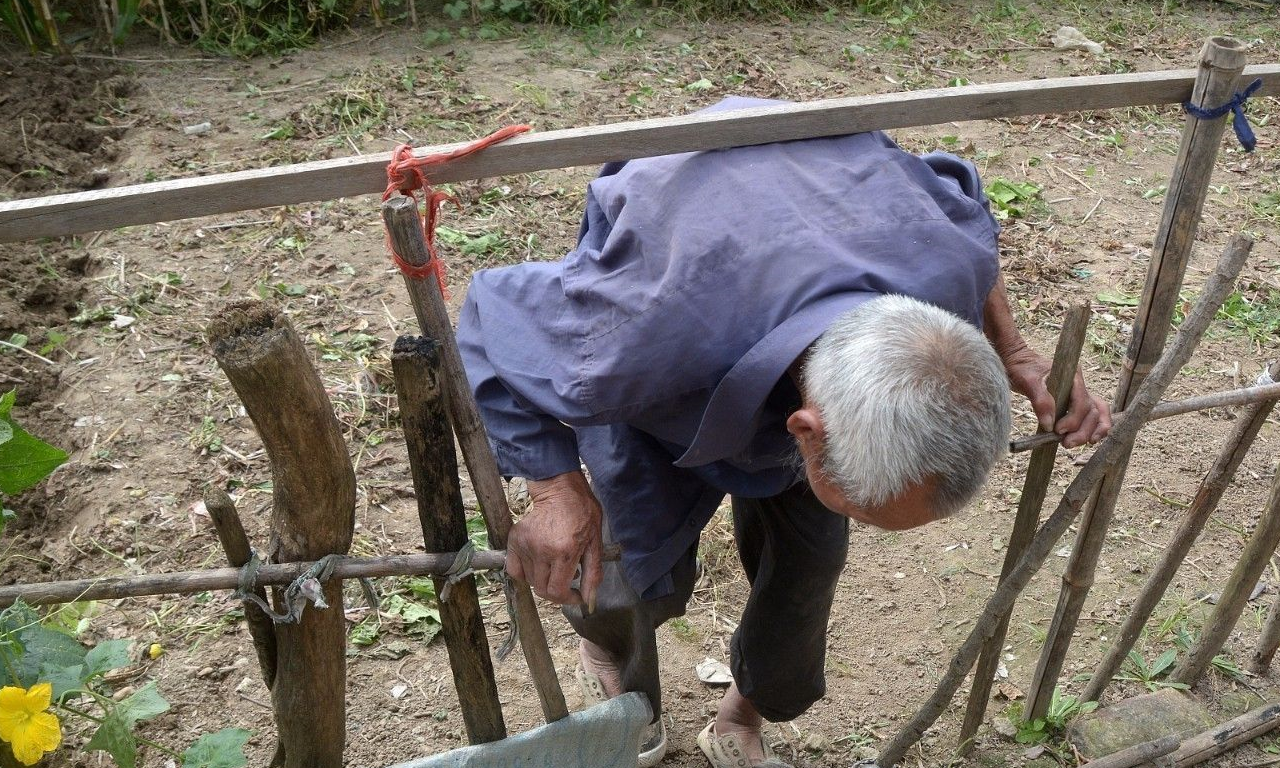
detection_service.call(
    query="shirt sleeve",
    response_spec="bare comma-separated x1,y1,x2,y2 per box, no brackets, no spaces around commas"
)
456,264,586,481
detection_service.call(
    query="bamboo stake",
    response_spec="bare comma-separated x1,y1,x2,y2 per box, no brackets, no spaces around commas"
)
876,234,1252,767
1083,735,1180,768
1023,36,1249,722
1011,381,1280,453
382,195,569,723
1171,460,1280,685
205,488,278,690
1081,360,1280,701
1253,579,1280,673
392,336,506,744
209,302,356,768
957,304,1091,753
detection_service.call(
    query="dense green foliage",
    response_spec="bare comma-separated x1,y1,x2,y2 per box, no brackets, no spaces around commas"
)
1,0,915,56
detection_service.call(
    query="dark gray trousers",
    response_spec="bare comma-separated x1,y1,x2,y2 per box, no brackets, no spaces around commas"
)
563,482,850,723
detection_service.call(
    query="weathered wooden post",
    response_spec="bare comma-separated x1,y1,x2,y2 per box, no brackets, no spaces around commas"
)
392,335,506,744
208,301,356,768
877,235,1252,767
1023,36,1249,720
1081,359,1280,701
382,195,568,723
958,304,1090,751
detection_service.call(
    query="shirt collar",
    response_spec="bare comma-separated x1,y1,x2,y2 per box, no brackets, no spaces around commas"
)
674,292,874,468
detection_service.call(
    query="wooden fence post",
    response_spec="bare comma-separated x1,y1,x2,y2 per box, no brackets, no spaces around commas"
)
209,301,356,768
392,335,507,744
1081,359,1280,701
205,488,279,690
382,195,568,723
1022,36,1249,721
957,304,1090,752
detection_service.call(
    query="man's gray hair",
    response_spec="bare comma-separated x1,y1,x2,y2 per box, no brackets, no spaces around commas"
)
803,294,1011,518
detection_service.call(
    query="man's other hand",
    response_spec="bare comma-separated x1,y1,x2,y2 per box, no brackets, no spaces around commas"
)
508,470,604,608
1002,345,1112,449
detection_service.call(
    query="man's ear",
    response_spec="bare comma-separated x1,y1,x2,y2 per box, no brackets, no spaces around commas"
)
786,406,827,456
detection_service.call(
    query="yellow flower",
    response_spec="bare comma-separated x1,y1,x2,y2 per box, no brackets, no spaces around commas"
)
0,683,62,766
148,643,164,660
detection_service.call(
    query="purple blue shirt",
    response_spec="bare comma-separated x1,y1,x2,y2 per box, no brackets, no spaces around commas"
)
458,97,1001,597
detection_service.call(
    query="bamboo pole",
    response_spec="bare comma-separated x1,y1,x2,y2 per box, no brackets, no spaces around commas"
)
0,546,621,609
1169,701,1280,766
876,234,1252,767
1081,360,1280,701
0,550,513,609
957,304,1091,753
1253,580,1280,673
392,335,506,744
382,195,569,723
205,488,278,690
1011,381,1280,453
1082,735,1180,768
1023,36,1249,722
1170,461,1280,685
209,302,356,768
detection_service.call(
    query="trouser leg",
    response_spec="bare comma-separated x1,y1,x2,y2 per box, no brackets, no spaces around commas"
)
729,482,850,722
563,516,697,721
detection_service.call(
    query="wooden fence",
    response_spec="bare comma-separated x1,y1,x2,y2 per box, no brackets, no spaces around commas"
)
3,33,1280,768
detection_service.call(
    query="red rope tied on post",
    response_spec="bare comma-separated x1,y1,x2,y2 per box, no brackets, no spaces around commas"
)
382,125,531,295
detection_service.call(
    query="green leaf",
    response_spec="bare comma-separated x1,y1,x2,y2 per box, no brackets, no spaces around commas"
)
37,661,85,700
118,682,170,725
0,396,67,495
86,709,138,768
85,639,133,679
0,421,11,446
685,78,714,91
12,623,86,688
1150,648,1178,677
182,728,251,768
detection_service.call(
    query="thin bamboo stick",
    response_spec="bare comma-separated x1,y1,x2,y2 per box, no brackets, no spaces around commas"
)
0,549,511,609
876,234,1252,767
1023,36,1249,722
1081,360,1280,701
1011,381,1280,453
1170,461,1280,685
205,488,278,690
382,195,569,723
957,304,1091,753
1253,584,1280,673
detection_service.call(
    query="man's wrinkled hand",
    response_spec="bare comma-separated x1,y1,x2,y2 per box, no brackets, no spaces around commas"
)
507,470,604,609
1002,344,1112,449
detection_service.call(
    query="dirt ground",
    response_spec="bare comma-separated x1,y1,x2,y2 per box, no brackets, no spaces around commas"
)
2,2,1280,766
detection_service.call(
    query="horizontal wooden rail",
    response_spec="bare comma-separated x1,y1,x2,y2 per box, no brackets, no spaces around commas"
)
1,64,1276,242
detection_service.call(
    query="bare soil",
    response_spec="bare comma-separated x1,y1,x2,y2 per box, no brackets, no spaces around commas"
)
3,3,1280,766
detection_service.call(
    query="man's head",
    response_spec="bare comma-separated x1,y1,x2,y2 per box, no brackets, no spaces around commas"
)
786,294,1010,530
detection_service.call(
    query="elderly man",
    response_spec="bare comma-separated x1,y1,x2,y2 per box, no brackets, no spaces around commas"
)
457,97,1110,767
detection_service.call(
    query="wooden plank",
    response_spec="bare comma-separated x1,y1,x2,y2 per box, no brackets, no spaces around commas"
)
1,63,1277,242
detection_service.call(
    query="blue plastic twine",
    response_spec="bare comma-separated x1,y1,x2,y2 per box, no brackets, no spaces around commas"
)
1184,77,1264,153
